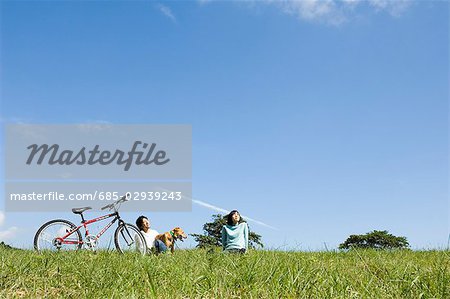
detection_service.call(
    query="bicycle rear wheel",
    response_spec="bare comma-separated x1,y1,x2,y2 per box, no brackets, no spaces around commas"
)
34,219,82,251
114,223,146,255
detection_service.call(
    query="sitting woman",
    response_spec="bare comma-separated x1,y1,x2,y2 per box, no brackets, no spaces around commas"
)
221,210,248,253
136,215,167,253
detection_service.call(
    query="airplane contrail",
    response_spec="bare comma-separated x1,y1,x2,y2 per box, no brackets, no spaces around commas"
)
191,198,278,230
159,187,278,230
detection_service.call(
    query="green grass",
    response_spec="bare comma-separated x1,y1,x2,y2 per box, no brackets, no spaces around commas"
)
1,247,449,298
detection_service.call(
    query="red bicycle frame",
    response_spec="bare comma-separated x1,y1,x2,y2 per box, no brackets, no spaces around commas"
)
57,212,120,245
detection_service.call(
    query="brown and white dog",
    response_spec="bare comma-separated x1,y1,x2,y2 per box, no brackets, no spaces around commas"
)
155,227,187,253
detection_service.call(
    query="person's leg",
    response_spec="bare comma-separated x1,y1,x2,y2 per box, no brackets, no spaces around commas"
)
155,239,167,253
225,248,246,254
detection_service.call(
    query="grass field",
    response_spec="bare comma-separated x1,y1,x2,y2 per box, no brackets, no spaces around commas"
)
1,246,449,298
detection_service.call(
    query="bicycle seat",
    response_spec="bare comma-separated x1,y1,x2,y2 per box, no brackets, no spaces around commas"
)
72,207,92,214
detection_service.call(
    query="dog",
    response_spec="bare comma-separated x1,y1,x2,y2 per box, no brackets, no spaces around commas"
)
155,227,187,253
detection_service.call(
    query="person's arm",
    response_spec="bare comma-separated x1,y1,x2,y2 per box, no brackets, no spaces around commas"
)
244,223,249,250
221,226,227,251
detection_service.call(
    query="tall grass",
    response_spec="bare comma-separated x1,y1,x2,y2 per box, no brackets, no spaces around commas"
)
1,247,449,298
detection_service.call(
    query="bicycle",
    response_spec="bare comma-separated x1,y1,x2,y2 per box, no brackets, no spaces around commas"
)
33,194,147,255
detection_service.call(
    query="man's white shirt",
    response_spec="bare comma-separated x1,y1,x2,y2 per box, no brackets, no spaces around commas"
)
141,229,159,249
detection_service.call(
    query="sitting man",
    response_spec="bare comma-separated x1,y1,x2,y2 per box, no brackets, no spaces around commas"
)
136,215,167,253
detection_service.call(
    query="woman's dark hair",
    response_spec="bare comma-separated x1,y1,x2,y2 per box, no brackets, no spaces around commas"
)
136,215,148,231
227,210,243,226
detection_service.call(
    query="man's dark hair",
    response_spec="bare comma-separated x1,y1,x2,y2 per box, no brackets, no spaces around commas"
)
136,215,148,231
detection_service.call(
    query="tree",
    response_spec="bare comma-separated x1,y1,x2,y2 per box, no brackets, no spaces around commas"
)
339,230,409,250
0,242,16,250
190,214,263,249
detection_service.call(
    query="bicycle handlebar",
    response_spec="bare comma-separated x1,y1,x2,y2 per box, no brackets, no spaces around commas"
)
100,194,130,211
101,204,114,210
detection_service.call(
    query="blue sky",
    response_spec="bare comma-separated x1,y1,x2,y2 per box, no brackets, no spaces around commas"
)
0,0,448,250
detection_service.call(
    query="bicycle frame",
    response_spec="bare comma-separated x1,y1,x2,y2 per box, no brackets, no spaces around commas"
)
57,212,122,245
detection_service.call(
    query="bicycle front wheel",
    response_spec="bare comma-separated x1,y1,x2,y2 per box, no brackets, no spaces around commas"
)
34,219,82,251
114,223,147,255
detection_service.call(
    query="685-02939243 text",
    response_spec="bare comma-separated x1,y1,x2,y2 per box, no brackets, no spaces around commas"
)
9,191,183,201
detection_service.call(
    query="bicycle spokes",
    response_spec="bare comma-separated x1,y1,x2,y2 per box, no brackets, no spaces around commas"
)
114,224,146,255
120,227,135,246
34,220,82,251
